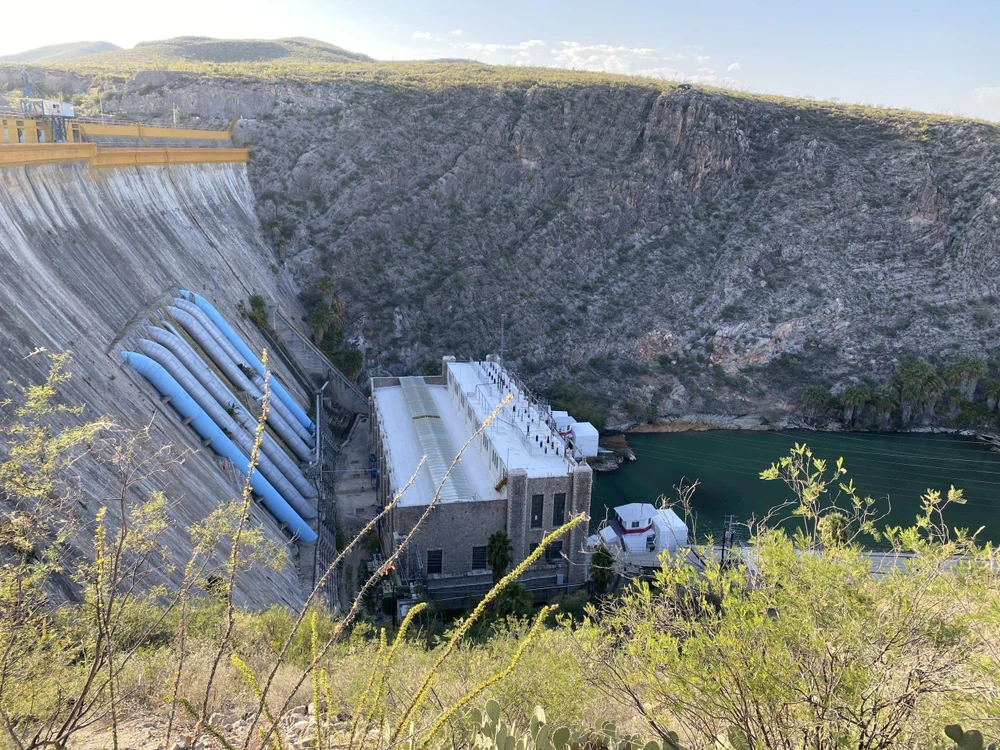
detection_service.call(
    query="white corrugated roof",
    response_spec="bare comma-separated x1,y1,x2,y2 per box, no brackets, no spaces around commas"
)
399,377,473,504
374,381,502,507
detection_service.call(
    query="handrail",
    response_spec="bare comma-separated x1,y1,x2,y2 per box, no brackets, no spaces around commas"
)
0,108,228,132
274,309,368,405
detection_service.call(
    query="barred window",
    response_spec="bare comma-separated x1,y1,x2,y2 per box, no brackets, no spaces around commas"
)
426,549,443,575
472,546,488,570
552,493,566,526
531,495,544,528
545,541,563,564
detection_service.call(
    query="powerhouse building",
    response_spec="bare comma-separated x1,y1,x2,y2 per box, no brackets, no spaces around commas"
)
370,356,599,602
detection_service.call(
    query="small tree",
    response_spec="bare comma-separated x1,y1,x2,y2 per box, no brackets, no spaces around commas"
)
486,530,513,585
800,385,833,423
759,442,885,549
491,581,535,620
894,359,945,425
306,302,335,345
839,383,871,426
247,294,268,328
590,546,615,595
316,274,336,302
984,380,1000,412
943,356,986,401
870,384,898,428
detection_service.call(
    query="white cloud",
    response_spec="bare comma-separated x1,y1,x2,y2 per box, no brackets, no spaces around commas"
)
727,62,741,72
551,41,660,74
411,31,432,39
435,37,442,41
975,86,1000,101
451,29,464,36
463,39,545,55
451,36,742,89
685,74,740,88
633,66,685,80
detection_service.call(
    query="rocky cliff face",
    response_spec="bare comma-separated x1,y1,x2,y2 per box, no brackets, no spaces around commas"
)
73,72,1000,426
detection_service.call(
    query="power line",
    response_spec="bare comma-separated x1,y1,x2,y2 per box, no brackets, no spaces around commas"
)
638,429,1000,467
626,443,1000,495
628,433,1000,474
616,442,1000,502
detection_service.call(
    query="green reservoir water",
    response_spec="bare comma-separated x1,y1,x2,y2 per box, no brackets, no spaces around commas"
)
591,430,1000,546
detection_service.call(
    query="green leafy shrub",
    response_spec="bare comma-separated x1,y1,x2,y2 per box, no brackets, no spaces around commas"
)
547,380,608,430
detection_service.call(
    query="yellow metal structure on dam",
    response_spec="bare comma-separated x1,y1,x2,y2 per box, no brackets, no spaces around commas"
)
0,114,247,168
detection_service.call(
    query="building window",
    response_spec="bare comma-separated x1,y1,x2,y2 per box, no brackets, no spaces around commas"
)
631,521,640,529
426,549,443,575
529,543,539,556
545,541,563,564
552,493,566,526
2,128,8,143
472,546,487,570
530,494,544,528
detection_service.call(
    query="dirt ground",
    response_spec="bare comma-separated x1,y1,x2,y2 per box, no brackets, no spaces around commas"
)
69,705,364,750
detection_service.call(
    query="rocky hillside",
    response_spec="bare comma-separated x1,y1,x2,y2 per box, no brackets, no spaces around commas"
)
0,41,120,64
74,37,373,69
18,63,1000,428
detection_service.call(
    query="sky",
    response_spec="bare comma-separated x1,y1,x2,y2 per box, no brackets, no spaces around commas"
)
4,0,1000,121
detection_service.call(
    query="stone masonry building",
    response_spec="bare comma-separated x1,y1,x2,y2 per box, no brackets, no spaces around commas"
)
369,356,598,606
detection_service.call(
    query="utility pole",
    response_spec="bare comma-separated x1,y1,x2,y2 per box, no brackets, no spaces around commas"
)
720,514,737,567
499,312,506,365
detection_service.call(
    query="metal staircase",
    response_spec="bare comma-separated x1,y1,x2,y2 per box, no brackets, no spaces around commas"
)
266,307,368,416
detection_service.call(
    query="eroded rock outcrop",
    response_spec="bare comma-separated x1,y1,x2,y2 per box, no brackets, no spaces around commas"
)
71,72,1000,426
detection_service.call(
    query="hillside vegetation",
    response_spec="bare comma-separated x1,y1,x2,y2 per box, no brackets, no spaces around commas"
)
0,40,120,63
59,36,372,72
0,359,997,750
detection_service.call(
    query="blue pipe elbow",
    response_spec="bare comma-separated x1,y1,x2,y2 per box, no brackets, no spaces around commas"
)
180,290,316,433
122,351,317,543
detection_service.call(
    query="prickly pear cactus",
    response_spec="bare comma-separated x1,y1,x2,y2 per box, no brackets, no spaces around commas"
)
461,701,683,750
945,724,998,750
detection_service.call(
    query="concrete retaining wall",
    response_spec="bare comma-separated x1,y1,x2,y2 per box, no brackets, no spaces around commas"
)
0,160,308,607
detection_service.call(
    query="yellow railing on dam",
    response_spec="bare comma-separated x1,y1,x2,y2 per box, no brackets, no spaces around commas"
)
91,147,249,167
77,122,234,141
0,143,249,169
2,113,235,145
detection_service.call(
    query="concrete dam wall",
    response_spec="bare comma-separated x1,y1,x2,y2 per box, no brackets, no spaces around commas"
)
0,160,313,607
